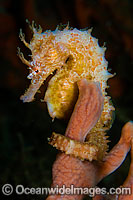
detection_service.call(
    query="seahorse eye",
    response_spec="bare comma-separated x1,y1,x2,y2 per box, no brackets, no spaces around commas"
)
65,56,70,63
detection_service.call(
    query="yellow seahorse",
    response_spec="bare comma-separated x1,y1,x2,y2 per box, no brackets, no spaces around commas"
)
18,22,114,160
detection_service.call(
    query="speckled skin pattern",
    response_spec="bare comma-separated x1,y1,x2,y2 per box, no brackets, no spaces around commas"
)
18,24,114,159
19,23,114,130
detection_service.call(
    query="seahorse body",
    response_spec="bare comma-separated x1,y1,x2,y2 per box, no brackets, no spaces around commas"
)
19,23,114,159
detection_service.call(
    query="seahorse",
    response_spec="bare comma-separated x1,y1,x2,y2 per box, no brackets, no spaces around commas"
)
18,22,114,160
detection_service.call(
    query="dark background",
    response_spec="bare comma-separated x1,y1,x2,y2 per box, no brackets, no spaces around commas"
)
0,0,133,199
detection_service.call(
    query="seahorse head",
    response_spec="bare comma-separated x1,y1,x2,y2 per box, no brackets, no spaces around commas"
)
18,24,70,103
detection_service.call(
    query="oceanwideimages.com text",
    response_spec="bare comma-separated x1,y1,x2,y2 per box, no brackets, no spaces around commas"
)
2,184,131,197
